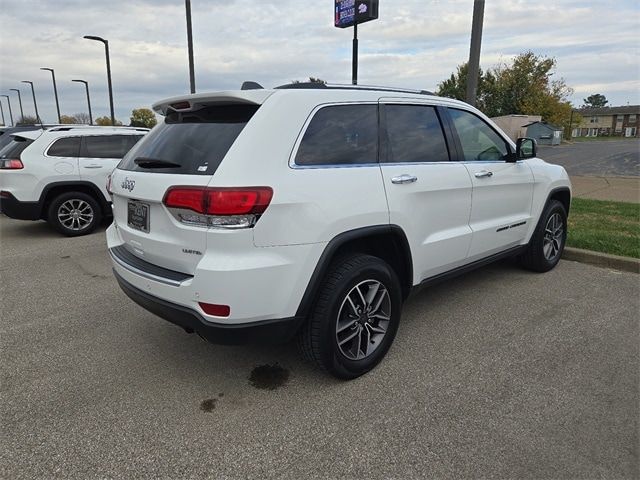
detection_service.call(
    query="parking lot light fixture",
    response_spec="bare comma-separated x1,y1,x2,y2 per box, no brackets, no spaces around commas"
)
40,68,61,123
9,88,24,121
0,95,13,126
0,101,4,126
72,79,93,125
21,81,40,124
84,35,115,125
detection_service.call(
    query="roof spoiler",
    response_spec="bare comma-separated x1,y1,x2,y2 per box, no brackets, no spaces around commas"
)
241,81,264,90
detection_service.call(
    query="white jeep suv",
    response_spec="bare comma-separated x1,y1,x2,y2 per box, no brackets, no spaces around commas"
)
107,83,571,379
0,126,146,236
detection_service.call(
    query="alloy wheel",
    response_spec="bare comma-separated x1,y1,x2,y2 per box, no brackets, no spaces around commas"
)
543,212,564,260
335,279,391,360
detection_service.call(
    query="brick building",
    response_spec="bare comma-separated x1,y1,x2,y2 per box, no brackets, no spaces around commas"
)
574,105,639,138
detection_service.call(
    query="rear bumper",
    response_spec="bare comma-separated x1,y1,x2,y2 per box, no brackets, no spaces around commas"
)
0,191,41,220
114,269,305,345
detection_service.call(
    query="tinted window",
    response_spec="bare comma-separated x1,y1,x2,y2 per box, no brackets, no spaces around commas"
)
118,105,258,175
47,137,81,157
295,104,377,166
449,108,510,161
84,135,140,159
384,105,449,163
0,136,34,159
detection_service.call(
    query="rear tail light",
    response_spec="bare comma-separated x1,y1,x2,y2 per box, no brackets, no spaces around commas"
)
163,186,273,229
106,174,113,194
0,159,24,170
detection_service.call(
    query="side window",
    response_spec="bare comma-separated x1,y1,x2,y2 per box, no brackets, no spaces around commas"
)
295,104,377,166
47,137,81,157
448,108,510,161
83,135,137,159
384,105,449,163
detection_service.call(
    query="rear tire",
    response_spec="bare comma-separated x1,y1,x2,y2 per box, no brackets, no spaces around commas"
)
297,253,402,379
47,192,102,237
520,199,567,272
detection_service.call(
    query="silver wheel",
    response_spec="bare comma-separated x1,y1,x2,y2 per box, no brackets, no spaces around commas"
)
57,199,94,231
336,279,391,361
543,212,564,260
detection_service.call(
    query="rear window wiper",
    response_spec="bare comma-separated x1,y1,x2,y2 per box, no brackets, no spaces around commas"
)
134,157,181,169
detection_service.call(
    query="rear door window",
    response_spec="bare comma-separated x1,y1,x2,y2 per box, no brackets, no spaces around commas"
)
118,104,259,175
47,137,81,157
82,135,141,159
295,104,378,166
383,105,450,163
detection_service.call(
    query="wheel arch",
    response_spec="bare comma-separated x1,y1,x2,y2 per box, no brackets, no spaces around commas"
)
295,225,413,319
39,181,110,219
548,187,571,215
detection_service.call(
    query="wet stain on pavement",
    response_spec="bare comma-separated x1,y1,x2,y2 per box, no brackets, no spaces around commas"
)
200,398,217,412
249,364,290,390
61,255,71,259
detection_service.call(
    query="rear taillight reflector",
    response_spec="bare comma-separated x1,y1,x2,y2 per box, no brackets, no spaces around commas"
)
0,159,24,170
199,302,230,317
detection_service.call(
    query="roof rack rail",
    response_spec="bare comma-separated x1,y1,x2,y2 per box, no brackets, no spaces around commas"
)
275,82,434,96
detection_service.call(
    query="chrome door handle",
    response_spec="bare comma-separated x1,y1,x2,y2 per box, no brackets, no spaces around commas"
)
391,174,417,185
84,165,103,169
474,170,493,178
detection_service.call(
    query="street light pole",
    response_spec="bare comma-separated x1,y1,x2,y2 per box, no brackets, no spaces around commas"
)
1,95,14,126
84,35,115,125
466,0,485,106
72,79,93,125
0,101,5,126
185,0,196,93
21,81,40,123
40,68,61,123
9,88,24,121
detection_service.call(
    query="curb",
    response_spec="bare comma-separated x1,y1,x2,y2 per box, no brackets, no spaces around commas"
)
562,247,640,274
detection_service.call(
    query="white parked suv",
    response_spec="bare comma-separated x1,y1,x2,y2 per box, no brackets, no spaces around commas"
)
107,83,571,379
0,126,147,236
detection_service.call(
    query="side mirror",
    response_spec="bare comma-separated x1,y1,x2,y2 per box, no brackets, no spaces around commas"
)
516,137,537,160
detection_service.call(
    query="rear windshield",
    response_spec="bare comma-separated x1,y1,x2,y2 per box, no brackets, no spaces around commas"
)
118,104,259,175
0,136,34,159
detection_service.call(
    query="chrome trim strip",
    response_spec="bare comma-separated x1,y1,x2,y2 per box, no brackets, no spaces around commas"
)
109,249,184,287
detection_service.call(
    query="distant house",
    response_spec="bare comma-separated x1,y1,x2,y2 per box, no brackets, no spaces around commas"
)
491,115,542,141
574,105,639,138
524,121,563,145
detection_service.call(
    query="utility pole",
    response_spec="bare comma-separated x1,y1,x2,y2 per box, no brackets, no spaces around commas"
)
40,68,62,123
9,89,24,121
466,0,485,106
352,20,358,85
185,0,196,93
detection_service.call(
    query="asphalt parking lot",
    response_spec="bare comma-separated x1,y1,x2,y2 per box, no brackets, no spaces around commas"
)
538,138,640,177
1,215,638,479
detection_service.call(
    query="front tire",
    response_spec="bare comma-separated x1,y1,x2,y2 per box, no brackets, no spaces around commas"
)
297,254,403,379
47,192,102,237
520,199,567,272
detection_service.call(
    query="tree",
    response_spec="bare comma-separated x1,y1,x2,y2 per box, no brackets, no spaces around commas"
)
582,94,608,109
16,115,39,125
437,51,575,131
291,77,327,84
59,115,78,124
129,108,157,128
72,112,92,124
95,116,122,126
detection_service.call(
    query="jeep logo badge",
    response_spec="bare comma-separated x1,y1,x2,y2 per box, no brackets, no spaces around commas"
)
121,177,135,192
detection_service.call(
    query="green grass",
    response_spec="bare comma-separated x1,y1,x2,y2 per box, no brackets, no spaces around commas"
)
567,198,640,258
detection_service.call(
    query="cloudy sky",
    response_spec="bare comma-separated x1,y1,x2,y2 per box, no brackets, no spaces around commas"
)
1,0,639,124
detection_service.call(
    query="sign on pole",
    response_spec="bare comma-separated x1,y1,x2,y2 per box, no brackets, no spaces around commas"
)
335,0,379,29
